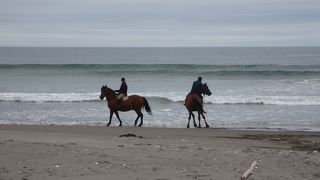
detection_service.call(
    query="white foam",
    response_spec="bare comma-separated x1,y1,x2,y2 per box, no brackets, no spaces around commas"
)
0,92,100,102
1,92,319,106
205,95,320,105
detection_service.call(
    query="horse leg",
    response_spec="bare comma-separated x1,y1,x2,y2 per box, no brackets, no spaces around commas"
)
191,112,197,128
134,110,141,126
138,111,144,127
107,111,113,126
134,115,140,127
114,111,122,127
198,111,202,128
201,113,209,128
187,112,191,128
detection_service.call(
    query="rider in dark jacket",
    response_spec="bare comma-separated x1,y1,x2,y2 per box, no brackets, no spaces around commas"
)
191,76,203,99
115,77,127,107
116,77,127,96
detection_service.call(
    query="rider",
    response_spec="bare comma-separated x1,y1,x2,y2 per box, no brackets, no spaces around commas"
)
190,76,205,113
191,76,203,101
115,77,128,107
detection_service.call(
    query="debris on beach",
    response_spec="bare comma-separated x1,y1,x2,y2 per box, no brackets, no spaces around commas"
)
240,160,257,180
119,133,143,138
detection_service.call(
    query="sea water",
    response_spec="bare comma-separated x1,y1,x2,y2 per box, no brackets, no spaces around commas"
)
0,47,319,131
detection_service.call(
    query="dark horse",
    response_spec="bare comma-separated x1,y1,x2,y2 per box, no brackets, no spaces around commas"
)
184,83,212,128
100,85,152,127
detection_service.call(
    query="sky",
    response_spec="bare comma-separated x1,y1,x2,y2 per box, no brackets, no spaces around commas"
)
0,0,320,47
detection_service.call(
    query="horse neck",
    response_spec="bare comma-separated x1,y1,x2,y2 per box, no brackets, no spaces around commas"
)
105,89,117,101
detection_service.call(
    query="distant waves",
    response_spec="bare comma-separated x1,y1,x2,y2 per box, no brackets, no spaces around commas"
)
1,64,320,78
1,92,319,106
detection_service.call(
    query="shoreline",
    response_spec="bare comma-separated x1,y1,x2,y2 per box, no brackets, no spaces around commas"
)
1,123,319,133
1,124,320,179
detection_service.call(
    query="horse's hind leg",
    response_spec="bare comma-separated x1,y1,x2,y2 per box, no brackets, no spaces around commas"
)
114,111,122,127
187,112,191,128
134,110,141,126
138,112,144,127
107,111,113,126
197,112,202,128
191,112,197,128
201,113,209,128
134,109,143,127
134,115,140,127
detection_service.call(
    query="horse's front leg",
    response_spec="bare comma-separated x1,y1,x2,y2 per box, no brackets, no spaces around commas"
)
107,111,113,126
201,113,209,128
114,111,122,127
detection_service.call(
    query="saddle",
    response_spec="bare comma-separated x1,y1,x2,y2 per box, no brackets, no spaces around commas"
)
116,95,129,101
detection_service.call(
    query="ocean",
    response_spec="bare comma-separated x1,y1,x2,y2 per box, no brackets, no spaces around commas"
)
0,47,319,131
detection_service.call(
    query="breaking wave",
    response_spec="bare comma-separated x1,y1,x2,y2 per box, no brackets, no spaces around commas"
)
1,92,319,106
1,64,320,77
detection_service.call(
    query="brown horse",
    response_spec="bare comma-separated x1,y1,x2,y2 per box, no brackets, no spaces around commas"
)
184,83,212,128
100,85,152,127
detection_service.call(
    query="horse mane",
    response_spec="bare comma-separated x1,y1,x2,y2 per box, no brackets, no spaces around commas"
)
101,85,116,94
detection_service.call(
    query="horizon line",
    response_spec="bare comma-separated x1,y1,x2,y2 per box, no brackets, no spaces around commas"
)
1,46,320,48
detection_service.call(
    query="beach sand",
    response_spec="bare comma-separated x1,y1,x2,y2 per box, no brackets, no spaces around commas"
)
0,125,320,180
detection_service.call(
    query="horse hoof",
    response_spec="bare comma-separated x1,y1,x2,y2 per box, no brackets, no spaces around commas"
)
206,125,210,128
138,124,142,127
187,125,190,128
106,123,110,126
193,124,197,128
119,124,122,127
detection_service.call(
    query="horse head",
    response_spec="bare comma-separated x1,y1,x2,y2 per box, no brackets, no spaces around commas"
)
100,85,107,100
100,85,115,100
202,83,212,96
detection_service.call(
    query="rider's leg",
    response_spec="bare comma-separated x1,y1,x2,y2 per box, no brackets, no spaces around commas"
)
117,93,125,107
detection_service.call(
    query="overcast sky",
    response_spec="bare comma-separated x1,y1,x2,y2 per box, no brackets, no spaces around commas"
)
0,0,319,47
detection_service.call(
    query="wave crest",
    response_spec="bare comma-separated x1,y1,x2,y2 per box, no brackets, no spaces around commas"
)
1,64,320,77
0,93,319,106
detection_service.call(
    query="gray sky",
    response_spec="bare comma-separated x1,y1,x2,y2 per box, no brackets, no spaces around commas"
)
1,0,320,47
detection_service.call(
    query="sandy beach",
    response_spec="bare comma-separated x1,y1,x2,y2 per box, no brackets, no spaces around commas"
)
0,125,319,180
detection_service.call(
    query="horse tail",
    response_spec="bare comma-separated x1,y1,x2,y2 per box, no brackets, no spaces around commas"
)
143,97,152,115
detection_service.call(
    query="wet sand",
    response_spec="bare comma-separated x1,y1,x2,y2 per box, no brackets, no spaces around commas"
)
0,124,320,180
